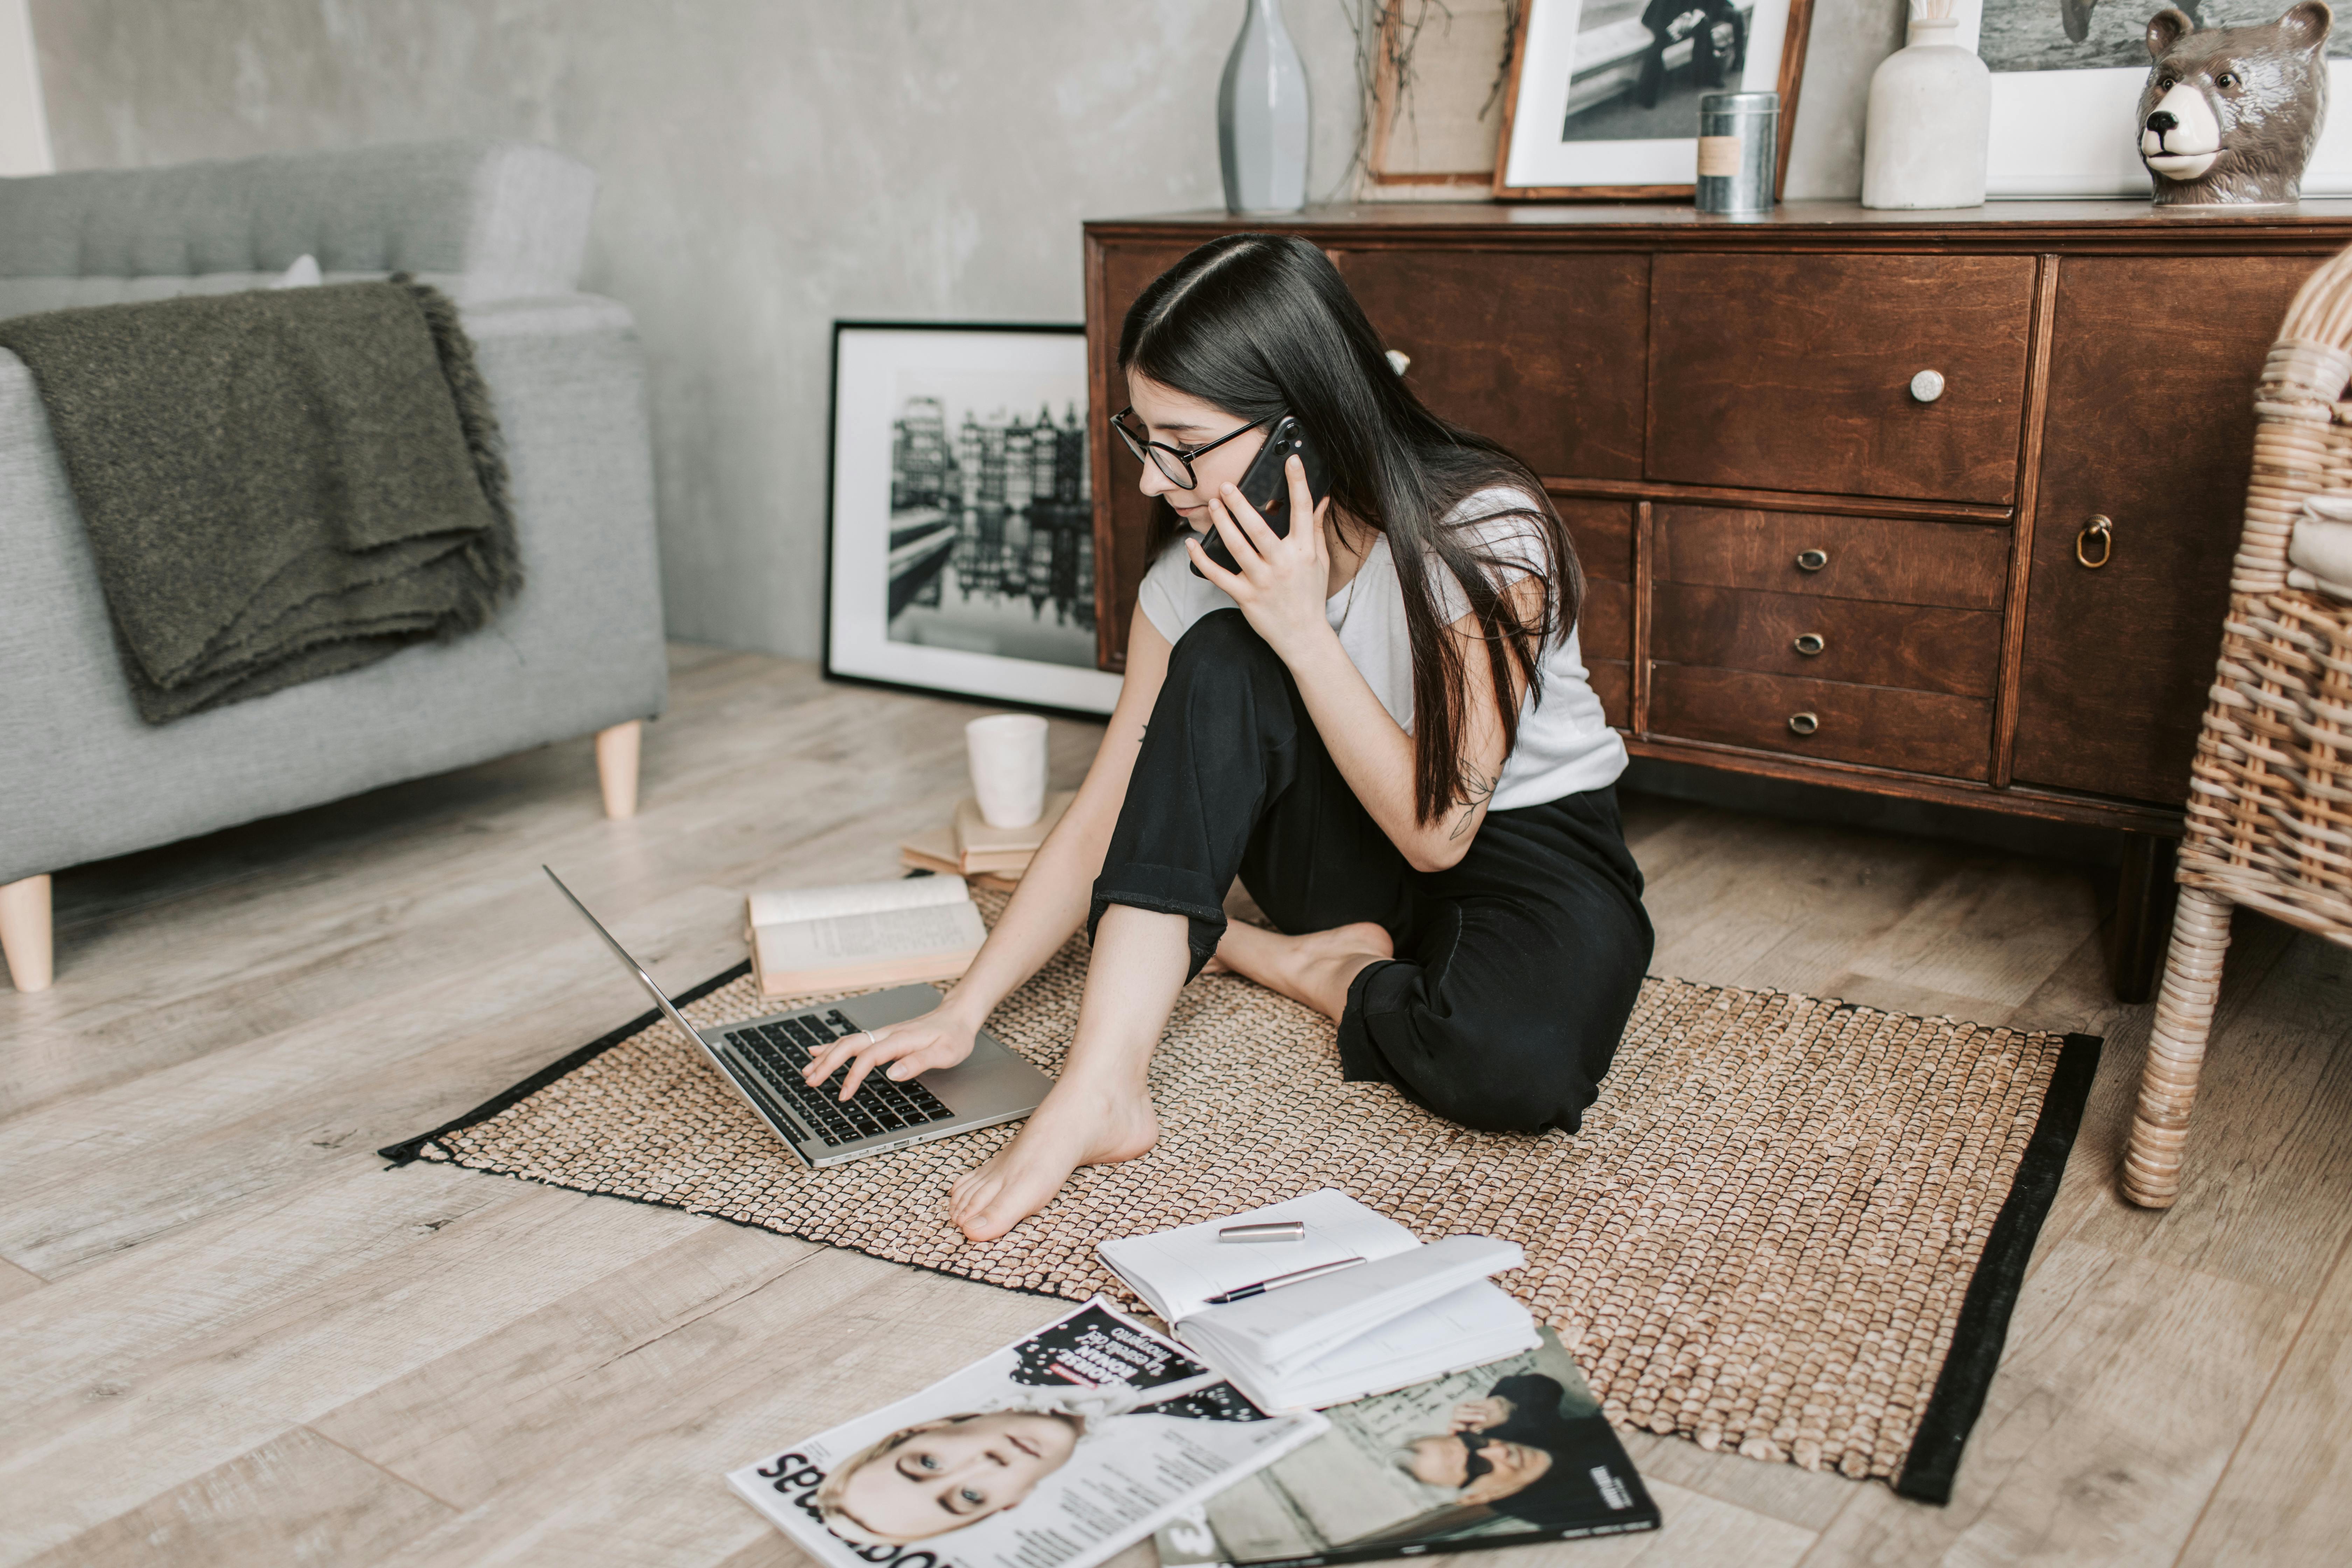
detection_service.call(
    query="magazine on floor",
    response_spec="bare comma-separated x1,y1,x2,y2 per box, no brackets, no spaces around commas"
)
726,1298,1327,1568
1152,1329,1658,1567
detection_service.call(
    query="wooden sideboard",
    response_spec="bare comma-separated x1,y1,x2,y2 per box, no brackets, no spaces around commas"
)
1081,201,2352,999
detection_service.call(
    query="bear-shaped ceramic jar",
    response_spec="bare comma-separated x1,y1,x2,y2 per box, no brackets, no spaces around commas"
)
2139,2,2333,206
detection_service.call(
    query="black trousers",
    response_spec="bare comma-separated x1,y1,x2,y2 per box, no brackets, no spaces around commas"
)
1091,610,1653,1135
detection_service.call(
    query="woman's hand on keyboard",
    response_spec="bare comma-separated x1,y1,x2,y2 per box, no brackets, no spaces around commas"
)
803,1006,978,1101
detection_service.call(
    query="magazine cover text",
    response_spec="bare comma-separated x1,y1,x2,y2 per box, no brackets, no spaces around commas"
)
728,1298,1325,1568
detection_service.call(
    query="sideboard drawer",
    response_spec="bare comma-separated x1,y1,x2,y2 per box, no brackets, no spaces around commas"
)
1581,579,1631,662
1647,254,2035,503
1652,584,2001,696
1560,495,1630,725
1653,505,2010,611
1587,659,1630,728
1337,251,1649,478
1557,496,1633,581
1650,666,1994,780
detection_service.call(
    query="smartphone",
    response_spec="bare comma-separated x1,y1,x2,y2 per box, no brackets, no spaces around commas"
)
1189,415,1332,579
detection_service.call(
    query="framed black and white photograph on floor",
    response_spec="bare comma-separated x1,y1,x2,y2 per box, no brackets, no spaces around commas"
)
1957,1,2352,197
1493,0,1813,199
824,322,1121,716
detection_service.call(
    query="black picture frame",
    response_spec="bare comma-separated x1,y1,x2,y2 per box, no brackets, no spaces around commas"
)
821,320,1120,719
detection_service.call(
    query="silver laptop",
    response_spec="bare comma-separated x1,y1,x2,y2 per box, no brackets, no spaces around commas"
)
544,866,1051,1168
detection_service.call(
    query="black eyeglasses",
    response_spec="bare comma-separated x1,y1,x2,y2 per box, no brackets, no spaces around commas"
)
1109,406,1269,490
1457,1431,1496,1484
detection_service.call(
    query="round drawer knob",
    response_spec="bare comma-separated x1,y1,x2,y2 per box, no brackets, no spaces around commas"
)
1795,548,1829,572
1793,632,1826,657
1910,369,1946,403
1788,712,1820,736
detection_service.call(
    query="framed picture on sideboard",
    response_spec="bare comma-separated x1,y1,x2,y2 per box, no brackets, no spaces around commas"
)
1493,0,1815,200
824,321,1121,718
1962,0,2352,198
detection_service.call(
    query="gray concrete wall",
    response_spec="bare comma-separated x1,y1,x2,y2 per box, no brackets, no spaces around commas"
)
28,0,1903,658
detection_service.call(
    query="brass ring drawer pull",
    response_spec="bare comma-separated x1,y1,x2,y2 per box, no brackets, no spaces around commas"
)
1795,548,1829,572
1793,632,1826,657
2076,515,2113,569
1788,712,1820,736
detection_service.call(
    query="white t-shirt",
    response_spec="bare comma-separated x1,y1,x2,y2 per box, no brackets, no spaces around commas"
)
1135,486,1628,811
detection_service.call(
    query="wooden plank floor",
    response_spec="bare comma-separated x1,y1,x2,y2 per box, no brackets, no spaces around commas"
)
3,643,2346,1568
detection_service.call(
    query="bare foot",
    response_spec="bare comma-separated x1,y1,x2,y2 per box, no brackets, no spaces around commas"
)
950,1080,1160,1241
1213,921,1395,1018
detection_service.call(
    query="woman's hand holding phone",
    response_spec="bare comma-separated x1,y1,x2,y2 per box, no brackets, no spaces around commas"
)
1184,455,1335,661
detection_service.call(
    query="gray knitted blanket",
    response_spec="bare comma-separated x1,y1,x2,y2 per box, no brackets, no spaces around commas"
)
0,278,518,723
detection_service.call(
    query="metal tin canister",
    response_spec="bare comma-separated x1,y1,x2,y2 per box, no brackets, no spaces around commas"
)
1696,90,1778,215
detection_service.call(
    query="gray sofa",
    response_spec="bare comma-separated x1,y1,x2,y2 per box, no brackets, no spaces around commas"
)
0,141,668,991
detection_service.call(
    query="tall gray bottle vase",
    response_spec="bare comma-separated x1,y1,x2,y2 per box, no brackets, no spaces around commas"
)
1219,0,1310,214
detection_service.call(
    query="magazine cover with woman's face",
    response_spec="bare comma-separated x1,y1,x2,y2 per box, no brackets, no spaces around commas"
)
1155,1329,1658,1566
727,1298,1325,1568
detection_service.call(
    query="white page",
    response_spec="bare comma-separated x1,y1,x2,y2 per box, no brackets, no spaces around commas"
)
1264,1283,1537,1412
1188,1235,1526,1379
1097,1189,1422,1324
748,874,969,928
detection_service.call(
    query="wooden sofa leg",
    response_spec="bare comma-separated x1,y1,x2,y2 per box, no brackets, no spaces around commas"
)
2122,886,2234,1210
0,874,54,993
595,721,642,820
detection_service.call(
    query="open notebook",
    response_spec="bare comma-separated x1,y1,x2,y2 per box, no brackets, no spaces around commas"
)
1098,1189,1537,1412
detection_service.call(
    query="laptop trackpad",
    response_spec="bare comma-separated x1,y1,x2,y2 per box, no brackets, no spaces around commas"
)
919,1048,1049,1119
836,985,1050,1120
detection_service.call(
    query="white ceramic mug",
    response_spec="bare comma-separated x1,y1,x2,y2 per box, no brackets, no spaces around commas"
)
965,713,1049,828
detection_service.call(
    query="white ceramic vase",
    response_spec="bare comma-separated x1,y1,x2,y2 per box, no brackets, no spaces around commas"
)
1218,0,1309,214
1860,15,1990,211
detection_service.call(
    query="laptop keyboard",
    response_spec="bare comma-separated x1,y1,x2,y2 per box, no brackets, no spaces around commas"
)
722,1008,957,1148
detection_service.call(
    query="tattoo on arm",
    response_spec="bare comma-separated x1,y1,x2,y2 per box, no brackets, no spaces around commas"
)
1450,762,1497,840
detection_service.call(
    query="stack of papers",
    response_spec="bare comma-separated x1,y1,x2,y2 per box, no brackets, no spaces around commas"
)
1098,1189,1537,1412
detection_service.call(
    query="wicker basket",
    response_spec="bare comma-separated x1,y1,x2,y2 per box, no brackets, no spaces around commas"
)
2124,247,2352,1209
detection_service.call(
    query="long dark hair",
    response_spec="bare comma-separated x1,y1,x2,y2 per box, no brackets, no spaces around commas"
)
1118,233,1582,825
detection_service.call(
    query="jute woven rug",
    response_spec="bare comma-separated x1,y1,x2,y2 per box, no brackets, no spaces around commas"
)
386,894,2097,1505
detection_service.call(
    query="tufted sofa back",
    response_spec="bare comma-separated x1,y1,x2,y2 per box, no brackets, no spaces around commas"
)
0,139,596,320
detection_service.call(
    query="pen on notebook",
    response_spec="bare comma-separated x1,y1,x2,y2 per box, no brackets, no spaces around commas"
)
1203,1255,1366,1305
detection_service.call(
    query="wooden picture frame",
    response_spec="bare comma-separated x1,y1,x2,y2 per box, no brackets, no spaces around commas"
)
1364,1,1522,195
822,321,1121,719
1491,0,1815,201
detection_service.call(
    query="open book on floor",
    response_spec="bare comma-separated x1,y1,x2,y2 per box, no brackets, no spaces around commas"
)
1098,1190,1539,1413
744,874,986,999
1154,1329,1659,1568
727,1298,1326,1568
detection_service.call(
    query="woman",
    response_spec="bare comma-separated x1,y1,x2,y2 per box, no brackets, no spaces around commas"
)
803,234,1651,1242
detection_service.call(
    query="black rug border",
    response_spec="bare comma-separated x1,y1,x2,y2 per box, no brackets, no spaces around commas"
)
383,969,2107,1505
1891,1030,2104,1505
376,960,752,1166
